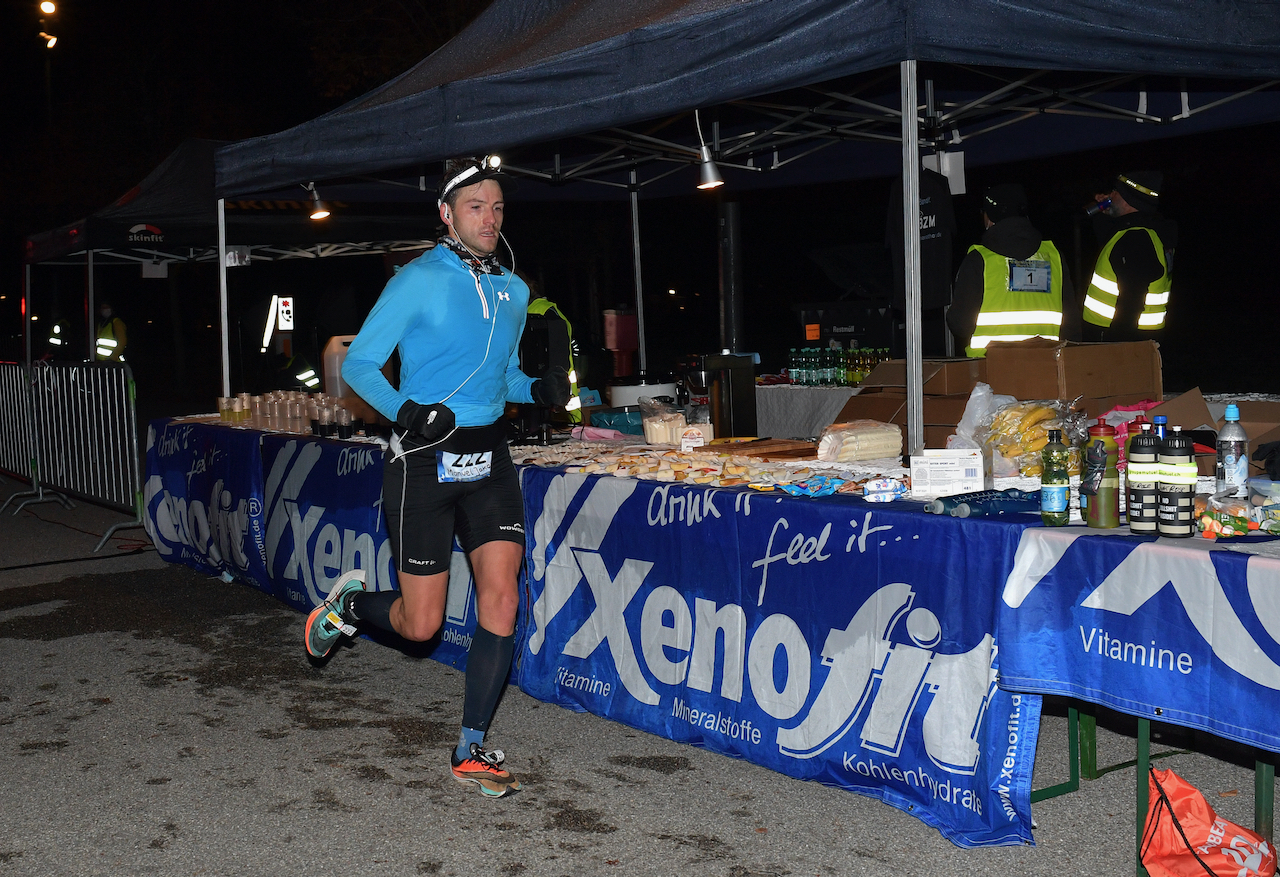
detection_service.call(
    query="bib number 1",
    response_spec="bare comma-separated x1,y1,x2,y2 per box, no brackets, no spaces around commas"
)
438,451,492,483
1007,258,1052,293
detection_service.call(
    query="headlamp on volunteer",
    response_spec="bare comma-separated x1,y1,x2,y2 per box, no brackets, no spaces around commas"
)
437,155,503,208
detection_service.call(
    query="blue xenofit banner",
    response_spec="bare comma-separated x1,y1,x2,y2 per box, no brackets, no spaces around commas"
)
144,419,268,587
517,468,1041,848
999,530,1280,753
142,420,484,670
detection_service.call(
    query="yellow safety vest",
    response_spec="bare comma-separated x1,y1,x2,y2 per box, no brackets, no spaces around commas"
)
526,297,581,421
965,241,1064,358
1083,227,1171,329
95,317,126,361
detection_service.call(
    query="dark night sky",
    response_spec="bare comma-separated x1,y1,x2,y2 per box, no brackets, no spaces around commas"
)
4,2,1279,415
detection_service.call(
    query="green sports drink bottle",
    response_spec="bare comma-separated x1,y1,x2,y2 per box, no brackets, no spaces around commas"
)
1040,428,1070,527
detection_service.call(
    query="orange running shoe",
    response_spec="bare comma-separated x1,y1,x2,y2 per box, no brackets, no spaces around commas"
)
450,743,522,797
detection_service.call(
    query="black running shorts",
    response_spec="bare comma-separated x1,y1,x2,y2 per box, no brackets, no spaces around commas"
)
383,422,526,576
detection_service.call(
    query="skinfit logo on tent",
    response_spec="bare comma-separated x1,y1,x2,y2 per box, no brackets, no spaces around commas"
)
128,223,164,242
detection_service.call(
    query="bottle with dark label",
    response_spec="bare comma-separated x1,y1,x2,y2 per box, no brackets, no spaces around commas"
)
1157,426,1196,537
1040,428,1070,527
1126,423,1160,534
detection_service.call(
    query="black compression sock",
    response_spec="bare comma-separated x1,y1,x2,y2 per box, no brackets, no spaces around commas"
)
461,625,516,732
349,591,399,635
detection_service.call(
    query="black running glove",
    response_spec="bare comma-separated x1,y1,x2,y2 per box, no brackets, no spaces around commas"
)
531,366,572,407
396,399,455,442
1079,439,1107,497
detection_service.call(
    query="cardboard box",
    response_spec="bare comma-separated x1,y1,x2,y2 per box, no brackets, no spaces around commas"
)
985,340,1162,411
1145,388,1217,432
861,358,987,396
831,392,971,429
909,449,984,499
923,425,955,449
832,391,908,426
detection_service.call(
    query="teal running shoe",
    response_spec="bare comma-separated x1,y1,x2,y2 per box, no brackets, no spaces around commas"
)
304,570,366,659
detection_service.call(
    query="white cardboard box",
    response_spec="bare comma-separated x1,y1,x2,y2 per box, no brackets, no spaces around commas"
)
910,449,985,499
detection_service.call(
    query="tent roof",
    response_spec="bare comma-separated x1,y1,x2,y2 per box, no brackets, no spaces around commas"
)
26,140,436,265
215,0,1280,196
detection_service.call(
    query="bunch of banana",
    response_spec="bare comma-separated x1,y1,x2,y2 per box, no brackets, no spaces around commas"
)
985,402,1064,474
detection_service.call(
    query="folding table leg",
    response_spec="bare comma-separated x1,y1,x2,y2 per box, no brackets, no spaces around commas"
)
1256,754,1275,840
1031,705,1080,802
1080,708,1098,780
1136,718,1150,877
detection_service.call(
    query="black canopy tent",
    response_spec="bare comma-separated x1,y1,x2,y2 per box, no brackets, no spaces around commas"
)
22,139,437,364
213,0,1280,449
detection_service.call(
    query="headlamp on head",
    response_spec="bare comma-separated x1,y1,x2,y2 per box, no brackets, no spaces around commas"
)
437,154,502,208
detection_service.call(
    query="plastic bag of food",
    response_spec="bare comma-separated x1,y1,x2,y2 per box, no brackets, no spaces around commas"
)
639,396,687,445
1198,489,1259,537
817,420,903,463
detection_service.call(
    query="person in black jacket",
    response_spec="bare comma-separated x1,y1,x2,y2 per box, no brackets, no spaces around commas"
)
948,184,1080,355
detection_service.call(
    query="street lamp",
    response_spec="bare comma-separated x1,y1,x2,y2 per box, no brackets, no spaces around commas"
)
37,0,57,127
38,1,56,47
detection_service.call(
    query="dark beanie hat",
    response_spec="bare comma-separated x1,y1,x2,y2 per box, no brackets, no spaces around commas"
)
1115,171,1162,212
982,184,1028,223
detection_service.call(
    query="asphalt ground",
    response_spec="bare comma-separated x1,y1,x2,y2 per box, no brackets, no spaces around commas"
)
0,471,1273,877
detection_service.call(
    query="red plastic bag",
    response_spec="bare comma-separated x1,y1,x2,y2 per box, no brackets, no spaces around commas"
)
1141,767,1276,877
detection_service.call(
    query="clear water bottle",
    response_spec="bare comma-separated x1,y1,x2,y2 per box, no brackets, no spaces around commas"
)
1216,402,1249,499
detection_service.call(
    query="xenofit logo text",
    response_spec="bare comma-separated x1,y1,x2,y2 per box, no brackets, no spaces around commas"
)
528,474,994,774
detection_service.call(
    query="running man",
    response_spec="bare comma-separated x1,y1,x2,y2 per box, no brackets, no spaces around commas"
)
306,155,570,796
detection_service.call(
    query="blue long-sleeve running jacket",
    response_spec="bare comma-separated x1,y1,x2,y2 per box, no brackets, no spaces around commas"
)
342,245,536,427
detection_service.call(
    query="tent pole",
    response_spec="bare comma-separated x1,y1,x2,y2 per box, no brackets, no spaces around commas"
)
900,60,923,457
718,198,744,352
24,263,32,367
217,197,230,396
86,249,95,361
629,169,648,373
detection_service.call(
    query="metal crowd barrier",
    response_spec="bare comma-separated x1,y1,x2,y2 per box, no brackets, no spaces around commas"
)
0,362,37,487
0,361,144,551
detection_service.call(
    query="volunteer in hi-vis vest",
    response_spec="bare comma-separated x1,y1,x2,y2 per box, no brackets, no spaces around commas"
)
1083,171,1176,340
526,296,581,422
948,183,1079,357
95,302,127,361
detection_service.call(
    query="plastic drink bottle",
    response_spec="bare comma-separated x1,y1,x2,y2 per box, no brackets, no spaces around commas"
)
1157,426,1196,537
1039,428,1070,526
1126,423,1160,534
925,488,1040,517
1152,414,1168,441
1216,402,1250,499
1083,418,1120,529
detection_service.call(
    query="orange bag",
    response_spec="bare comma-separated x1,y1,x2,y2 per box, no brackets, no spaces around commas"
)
1141,767,1276,877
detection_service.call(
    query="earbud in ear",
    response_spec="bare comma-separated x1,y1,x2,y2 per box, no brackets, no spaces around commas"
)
443,207,451,222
